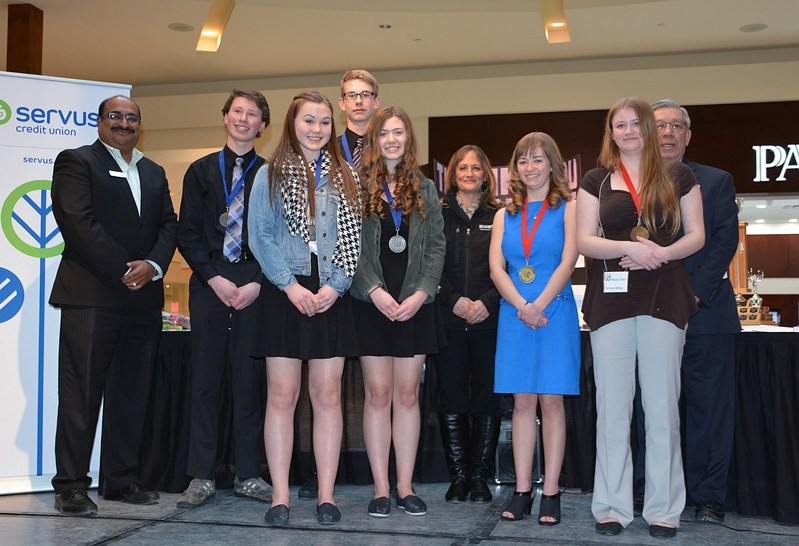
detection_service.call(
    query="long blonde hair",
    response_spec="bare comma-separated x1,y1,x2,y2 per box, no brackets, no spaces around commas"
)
599,97,680,237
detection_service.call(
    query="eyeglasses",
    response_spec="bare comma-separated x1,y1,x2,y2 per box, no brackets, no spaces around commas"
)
342,90,376,102
656,121,687,132
102,111,141,124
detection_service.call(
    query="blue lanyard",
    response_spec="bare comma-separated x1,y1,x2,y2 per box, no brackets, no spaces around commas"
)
313,153,324,189
340,133,353,164
218,151,258,207
381,182,403,232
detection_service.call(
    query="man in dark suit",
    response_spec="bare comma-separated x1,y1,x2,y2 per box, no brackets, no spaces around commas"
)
50,95,178,516
653,99,740,524
176,90,271,507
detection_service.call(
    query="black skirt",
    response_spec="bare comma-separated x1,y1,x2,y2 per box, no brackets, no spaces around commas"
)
252,257,359,360
354,297,446,358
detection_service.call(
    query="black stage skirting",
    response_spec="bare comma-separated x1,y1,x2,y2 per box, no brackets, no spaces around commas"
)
140,330,799,524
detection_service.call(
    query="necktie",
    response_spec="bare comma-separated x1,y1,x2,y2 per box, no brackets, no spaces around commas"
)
352,136,363,168
223,157,245,261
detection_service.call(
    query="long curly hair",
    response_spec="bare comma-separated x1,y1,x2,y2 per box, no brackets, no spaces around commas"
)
443,145,499,211
267,91,359,213
359,106,426,218
598,97,680,237
505,132,571,215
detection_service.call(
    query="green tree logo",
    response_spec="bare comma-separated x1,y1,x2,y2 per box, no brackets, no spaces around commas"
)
0,99,12,125
1,179,63,258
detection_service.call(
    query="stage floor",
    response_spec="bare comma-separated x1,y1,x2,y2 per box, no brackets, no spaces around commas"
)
1,483,797,545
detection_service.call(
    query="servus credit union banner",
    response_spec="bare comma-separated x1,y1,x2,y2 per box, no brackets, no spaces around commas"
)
0,71,130,493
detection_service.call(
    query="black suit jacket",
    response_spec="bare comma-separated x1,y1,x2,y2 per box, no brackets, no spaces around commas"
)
682,158,741,335
49,139,178,308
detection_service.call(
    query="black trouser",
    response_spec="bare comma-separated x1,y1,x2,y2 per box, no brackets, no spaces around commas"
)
435,328,500,416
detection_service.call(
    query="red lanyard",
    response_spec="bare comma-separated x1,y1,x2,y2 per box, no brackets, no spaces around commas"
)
521,200,548,261
617,161,642,217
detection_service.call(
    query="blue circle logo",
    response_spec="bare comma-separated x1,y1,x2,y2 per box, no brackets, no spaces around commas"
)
0,268,25,323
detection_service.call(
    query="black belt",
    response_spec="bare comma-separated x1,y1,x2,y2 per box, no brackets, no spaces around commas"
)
211,249,255,263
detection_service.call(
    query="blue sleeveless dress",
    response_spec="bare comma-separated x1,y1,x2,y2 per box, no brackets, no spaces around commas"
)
494,200,580,395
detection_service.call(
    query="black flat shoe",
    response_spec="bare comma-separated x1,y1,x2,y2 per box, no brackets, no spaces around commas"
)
316,502,341,525
695,501,725,523
264,504,290,526
538,492,561,525
501,490,533,521
649,523,677,538
595,520,623,536
395,491,427,516
367,496,390,518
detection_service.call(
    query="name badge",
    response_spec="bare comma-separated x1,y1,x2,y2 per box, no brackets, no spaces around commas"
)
478,224,492,231
109,170,127,178
603,271,629,293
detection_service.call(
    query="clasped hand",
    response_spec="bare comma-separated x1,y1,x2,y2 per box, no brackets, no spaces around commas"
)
208,277,261,310
453,297,489,325
518,300,548,329
285,283,338,316
619,237,669,271
370,288,426,322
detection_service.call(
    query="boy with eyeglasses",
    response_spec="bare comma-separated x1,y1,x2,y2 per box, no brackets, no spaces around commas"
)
337,69,382,168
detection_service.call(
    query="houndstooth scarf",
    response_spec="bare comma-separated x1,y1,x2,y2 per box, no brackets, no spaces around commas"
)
280,150,361,277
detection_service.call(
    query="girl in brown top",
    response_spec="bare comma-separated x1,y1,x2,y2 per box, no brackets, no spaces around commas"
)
576,97,704,539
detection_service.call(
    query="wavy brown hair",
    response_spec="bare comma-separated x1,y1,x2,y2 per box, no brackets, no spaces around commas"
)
267,91,359,214
359,106,426,218
598,97,680,237
443,145,499,211
505,132,571,215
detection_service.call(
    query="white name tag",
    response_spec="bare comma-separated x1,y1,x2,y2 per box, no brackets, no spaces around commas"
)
478,224,492,231
603,271,629,293
109,170,127,178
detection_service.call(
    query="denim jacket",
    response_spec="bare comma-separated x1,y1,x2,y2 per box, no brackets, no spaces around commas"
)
248,164,353,296
350,176,445,303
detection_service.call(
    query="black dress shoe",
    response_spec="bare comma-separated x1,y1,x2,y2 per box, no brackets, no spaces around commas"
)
595,521,623,536
367,496,390,518
55,489,97,516
695,501,725,523
103,482,159,505
649,524,677,538
316,502,341,525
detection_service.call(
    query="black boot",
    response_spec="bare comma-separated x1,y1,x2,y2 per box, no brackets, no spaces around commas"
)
438,413,470,502
469,415,500,502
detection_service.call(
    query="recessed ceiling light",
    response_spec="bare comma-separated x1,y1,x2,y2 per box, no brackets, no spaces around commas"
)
168,22,194,32
755,219,765,223
756,204,767,208
740,23,767,33
789,218,798,223
379,24,392,30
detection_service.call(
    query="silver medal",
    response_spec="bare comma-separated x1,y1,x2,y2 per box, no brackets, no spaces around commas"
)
388,234,407,253
219,211,229,226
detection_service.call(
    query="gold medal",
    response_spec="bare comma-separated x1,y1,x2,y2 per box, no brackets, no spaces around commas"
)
630,225,649,241
519,264,535,283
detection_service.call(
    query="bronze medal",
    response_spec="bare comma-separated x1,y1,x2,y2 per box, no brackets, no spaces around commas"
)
519,264,535,283
630,225,649,241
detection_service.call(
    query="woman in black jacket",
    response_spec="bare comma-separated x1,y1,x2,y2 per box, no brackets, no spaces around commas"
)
436,145,502,503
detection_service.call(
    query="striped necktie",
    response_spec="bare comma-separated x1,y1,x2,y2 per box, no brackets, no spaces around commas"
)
223,157,245,261
352,136,363,168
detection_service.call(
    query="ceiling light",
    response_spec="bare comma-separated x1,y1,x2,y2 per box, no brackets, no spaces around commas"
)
755,219,765,223
756,204,767,208
740,23,767,33
540,0,570,44
789,219,798,223
196,0,236,53
168,23,194,32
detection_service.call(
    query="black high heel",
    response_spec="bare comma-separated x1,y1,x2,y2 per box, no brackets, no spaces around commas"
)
501,490,533,521
538,492,561,525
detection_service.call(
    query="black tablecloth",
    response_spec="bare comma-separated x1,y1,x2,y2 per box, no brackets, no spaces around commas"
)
140,330,798,523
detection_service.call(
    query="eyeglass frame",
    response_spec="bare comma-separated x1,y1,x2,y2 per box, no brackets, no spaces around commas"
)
656,121,687,132
341,90,377,102
101,111,142,124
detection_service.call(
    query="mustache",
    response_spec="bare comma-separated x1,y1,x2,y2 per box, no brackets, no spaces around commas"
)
111,127,135,133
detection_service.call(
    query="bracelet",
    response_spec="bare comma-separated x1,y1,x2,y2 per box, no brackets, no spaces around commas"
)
367,285,381,296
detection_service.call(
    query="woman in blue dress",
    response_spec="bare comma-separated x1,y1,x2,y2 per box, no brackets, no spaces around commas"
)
489,132,580,525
